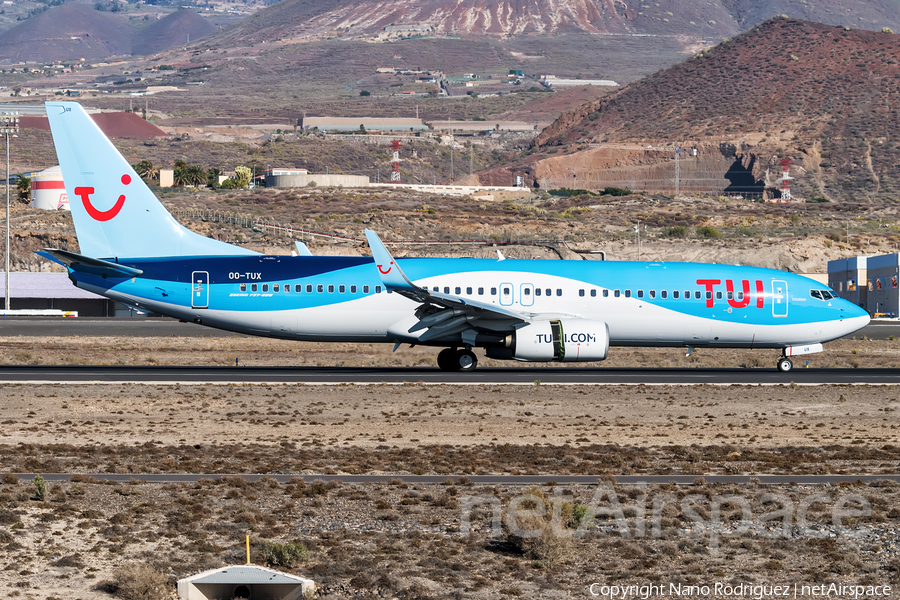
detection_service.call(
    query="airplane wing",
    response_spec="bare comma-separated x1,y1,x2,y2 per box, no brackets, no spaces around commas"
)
365,230,536,343
37,248,144,278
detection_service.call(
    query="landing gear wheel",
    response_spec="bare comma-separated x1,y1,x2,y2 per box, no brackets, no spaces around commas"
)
456,349,478,371
777,357,793,373
437,348,457,371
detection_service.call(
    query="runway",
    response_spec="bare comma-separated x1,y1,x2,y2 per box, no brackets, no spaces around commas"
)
8,473,900,485
0,365,898,384
0,318,895,339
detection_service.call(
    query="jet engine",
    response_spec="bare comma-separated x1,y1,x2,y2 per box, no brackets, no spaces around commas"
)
486,319,609,362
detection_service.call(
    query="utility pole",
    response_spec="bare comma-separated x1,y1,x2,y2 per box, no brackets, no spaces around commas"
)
469,144,473,176
450,146,454,182
1,111,19,313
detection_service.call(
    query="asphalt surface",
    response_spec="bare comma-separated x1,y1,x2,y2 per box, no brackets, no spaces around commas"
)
0,318,895,339
8,473,900,485
0,365,897,384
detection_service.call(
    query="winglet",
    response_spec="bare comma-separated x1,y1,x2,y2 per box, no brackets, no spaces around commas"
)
294,241,312,256
364,229,418,291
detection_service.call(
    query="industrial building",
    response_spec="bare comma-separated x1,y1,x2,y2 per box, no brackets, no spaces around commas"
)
0,272,117,316
29,165,70,211
827,253,900,317
265,172,369,187
299,117,428,133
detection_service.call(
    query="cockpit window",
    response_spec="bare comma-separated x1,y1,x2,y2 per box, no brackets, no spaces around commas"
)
810,289,836,301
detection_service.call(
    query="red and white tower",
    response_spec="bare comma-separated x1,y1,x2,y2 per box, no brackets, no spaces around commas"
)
390,140,402,183
779,158,793,202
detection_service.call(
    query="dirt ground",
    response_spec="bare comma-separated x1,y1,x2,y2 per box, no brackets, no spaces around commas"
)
1,338,899,599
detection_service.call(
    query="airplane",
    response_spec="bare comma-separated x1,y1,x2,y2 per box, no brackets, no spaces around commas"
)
38,101,870,373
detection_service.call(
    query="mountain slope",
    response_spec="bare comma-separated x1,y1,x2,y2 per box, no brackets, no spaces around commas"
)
520,18,900,201
0,3,132,62
134,10,218,56
211,0,900,44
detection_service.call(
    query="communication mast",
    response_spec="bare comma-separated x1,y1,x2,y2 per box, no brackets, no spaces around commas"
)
390,140,402,183
779,158,793,202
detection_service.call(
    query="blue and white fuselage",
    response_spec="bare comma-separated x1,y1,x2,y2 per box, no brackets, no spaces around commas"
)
38,101,870,372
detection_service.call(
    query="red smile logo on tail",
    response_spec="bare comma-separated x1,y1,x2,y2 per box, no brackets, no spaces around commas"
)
75,174,130,221
377,261,394,274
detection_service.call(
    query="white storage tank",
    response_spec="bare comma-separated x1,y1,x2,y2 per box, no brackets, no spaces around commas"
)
30,166,70,211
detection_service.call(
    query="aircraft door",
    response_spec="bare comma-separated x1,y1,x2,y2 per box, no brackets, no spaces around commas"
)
772,280,788,318
499,283,514,306
520,283,534,307
192,271,209,309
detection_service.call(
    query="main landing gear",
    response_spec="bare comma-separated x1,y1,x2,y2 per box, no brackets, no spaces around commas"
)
777,356,793,373
437,348,478,372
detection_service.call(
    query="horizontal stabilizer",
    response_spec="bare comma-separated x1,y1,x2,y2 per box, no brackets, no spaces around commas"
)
37,248,143,278
295,241,313,257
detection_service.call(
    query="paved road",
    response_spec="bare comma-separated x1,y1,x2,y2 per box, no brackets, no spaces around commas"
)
0,365,898,384
8,473,899,485
0,318,895,339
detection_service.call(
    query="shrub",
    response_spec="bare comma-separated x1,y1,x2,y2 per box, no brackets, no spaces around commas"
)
602,186,632,196
504,490,577,566
33,475,46,502
109,563,168,600
1,473,18,485
695,225,722,239
259,540,309,568
664,225,689,238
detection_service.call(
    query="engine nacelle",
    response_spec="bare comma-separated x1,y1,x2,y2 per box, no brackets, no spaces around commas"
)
486,319,610,362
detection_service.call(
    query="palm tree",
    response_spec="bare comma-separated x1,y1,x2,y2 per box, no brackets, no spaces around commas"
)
185,165,206,187
133,160,158,183
16,175,30,203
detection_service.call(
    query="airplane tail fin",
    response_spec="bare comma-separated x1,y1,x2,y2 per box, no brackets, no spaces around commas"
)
45,101,257,259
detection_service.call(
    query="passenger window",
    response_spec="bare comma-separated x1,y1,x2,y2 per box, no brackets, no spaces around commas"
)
614,290,620,298
478,287,484,295
376,286,382,293
673,290,679,299
262,284,269,292
351,285,357,293
556,289,562,297
716,291,723,300
524,288,531,296
307,284,313,293
695,291,701,299
491,287,497,295
661,290,667,299
649,290,656,299
535,288,541,296
444,287,450,294
295,284,302,292
706,291,712,299
624,290,631,298
339,285,345,293
251,284,258,292
317,284,324,293
273,284,280,292
603,289,609,297
328,285,335,293
590,289,597,297
726,291,733,300
685,290,690,299
455,287,461,295
578,289,584,297
637,290,644,299
433,286,439,292
363,285,370,293
467,287,473,295
240,284,247,292
736,291,743,301
546,288,551,296
503,287,511,296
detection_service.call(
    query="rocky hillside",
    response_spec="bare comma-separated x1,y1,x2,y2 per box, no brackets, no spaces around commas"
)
509,18,900,201
213,0,900,43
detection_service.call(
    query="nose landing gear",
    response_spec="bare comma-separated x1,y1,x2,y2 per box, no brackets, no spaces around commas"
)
777,356,793,372
437,348,479,371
